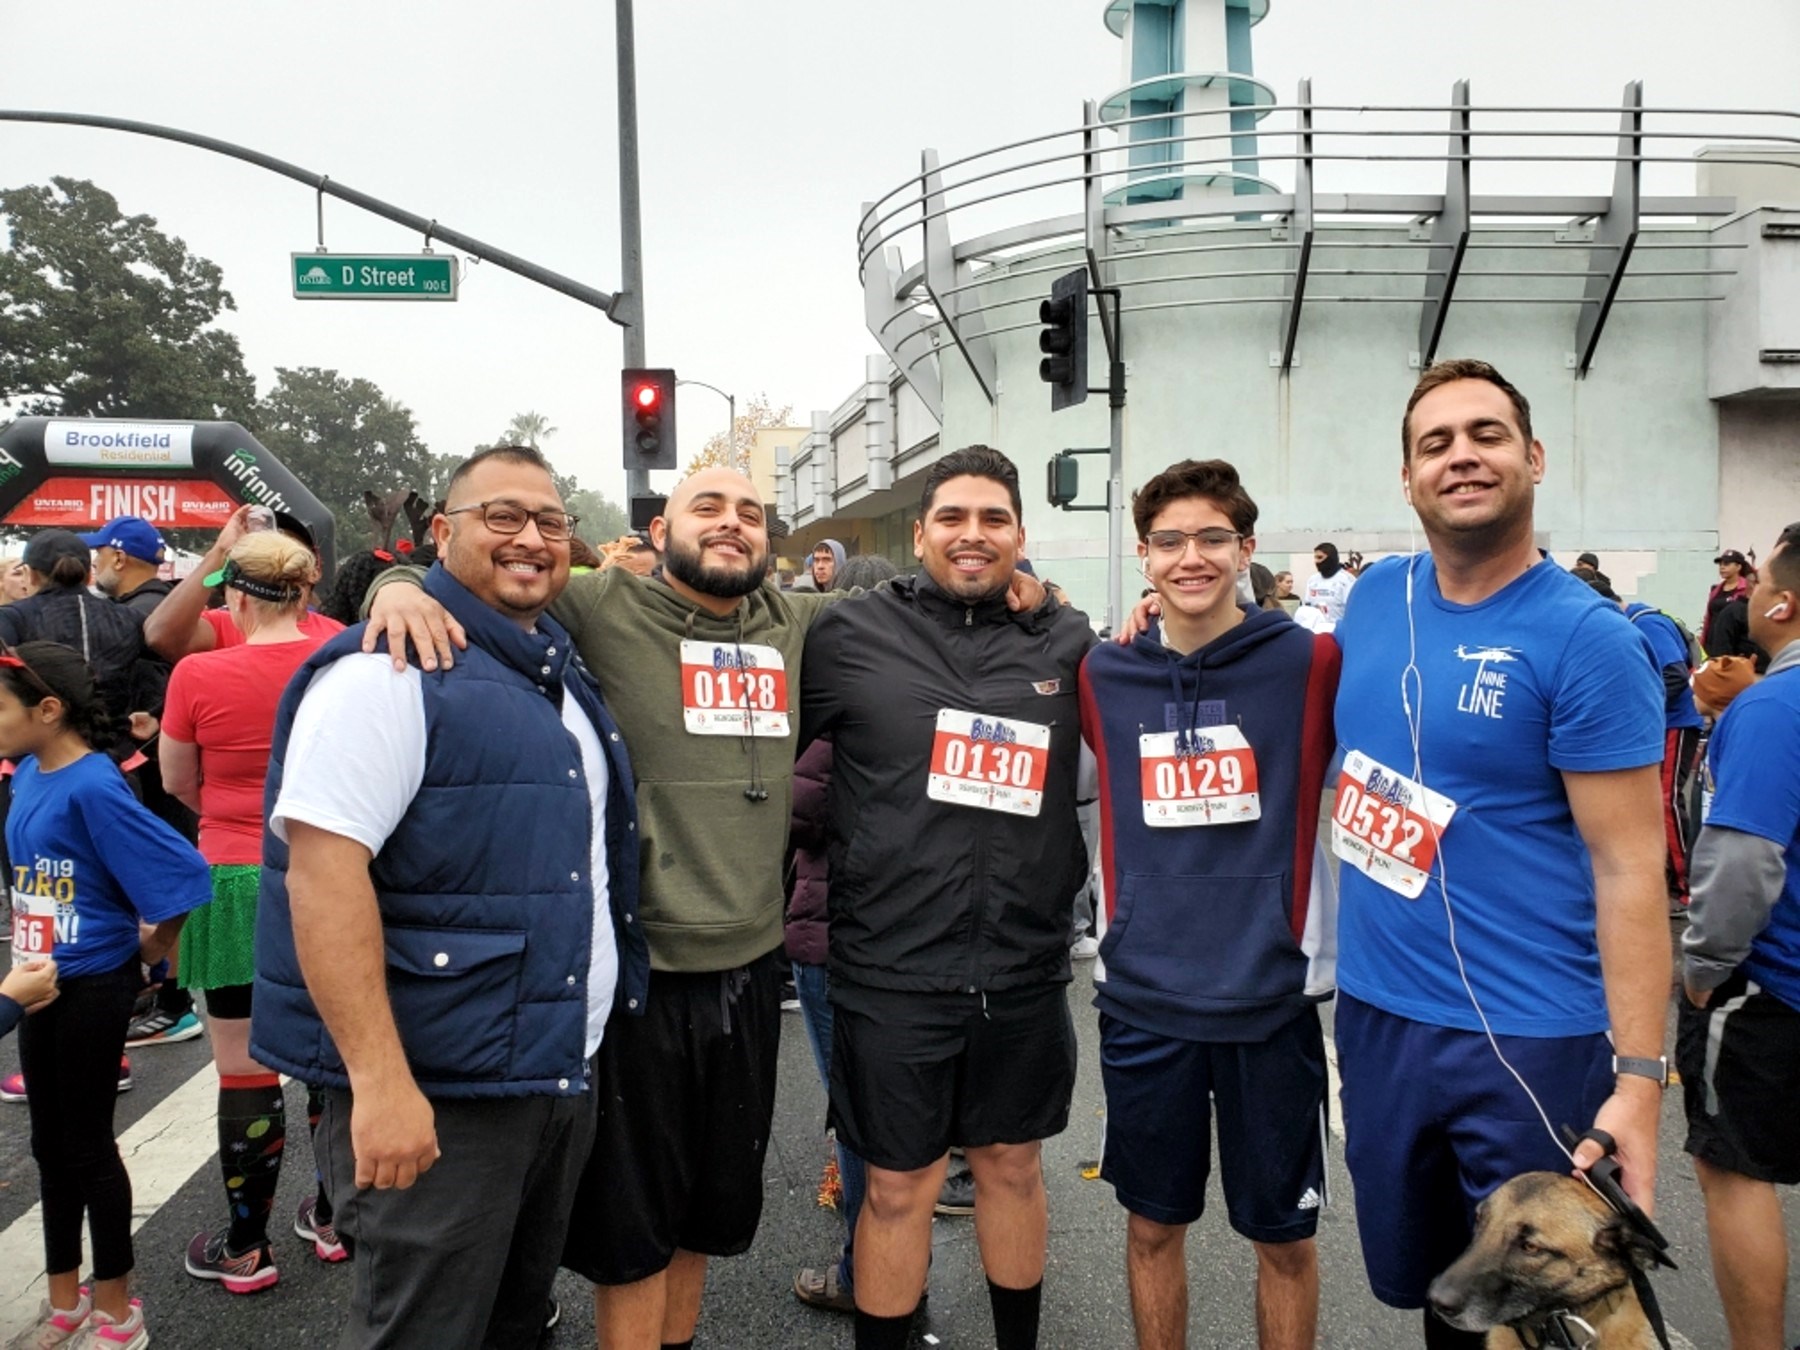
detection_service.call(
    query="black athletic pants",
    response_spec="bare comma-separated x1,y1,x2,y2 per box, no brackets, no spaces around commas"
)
20,959,139,1280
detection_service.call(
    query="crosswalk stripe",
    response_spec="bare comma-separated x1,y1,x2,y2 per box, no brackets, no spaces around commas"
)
0,1063,222,1336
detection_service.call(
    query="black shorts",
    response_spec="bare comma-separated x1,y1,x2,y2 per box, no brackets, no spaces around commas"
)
560,949,784,1285
1677,973,1800,1185
1099,1009,1328,1243
828,979,1077,1172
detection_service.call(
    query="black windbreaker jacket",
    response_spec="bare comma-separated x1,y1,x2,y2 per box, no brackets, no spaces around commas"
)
800,575,1096,993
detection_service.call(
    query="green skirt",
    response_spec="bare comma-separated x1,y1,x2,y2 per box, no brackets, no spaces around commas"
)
179,864,261,991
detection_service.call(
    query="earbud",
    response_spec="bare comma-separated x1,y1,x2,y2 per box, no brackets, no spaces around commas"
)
1766,604,1789,620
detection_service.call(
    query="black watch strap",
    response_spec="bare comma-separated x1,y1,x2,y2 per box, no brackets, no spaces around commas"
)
1613,1054,1669,1087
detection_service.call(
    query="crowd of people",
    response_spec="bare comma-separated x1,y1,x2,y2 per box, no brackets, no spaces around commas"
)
0,355,1794,1350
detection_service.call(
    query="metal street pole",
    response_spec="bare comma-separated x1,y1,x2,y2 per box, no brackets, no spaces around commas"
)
616,0,649,500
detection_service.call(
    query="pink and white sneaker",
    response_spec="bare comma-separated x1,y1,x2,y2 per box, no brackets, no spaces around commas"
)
70,1298,145,1350
7,1286,90,1348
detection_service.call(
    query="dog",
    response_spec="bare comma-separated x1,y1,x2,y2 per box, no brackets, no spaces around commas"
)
1427,1172,1663,1348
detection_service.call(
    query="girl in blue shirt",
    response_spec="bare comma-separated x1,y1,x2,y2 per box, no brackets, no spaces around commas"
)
2,640,210,1350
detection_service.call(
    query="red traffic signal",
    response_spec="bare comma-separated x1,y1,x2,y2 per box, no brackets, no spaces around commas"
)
621,368,677,470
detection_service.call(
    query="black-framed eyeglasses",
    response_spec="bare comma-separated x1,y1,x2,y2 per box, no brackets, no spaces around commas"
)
445,501,580,542
1145,528,1242,556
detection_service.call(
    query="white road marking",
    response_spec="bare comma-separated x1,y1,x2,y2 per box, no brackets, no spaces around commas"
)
1324,1033,1346,1139
0,1063,223,1335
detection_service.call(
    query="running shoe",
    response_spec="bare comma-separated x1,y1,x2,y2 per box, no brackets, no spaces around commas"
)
68,1299,144,1350
4,1059,130,1102
934,1165,976,1217
1070,935,1101,960
294,1194,348,1263
4,1287,89,1348
124,1008,203,1047
186,1230,280,1294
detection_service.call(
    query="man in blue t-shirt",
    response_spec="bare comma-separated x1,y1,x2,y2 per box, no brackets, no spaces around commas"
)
1677,523,1800,1350
1620,599,1704,911
1331,359,1668,1347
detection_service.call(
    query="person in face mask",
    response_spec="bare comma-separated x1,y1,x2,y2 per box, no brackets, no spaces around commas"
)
1300,542,1357,629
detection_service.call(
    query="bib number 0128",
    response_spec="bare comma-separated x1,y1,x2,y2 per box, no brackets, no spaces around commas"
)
679,640,790,737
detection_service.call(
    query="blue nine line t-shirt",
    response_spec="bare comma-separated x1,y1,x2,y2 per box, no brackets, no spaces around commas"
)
1333,554,1664,1037
1702,661,1800,1011
8,752,211,978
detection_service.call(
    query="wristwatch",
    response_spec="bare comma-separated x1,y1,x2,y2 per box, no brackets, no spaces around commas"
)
1613,1054,1669,1087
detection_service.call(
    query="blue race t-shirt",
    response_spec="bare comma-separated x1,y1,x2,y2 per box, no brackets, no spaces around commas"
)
1703,663,1800,1010
1333,555,1665,1036
8,752,211,978
1623,603,1703,731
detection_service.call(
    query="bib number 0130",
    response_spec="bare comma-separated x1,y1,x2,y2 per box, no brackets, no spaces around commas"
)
927,710,1051,816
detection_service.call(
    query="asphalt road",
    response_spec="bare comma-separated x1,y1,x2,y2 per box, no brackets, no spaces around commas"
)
0,959,1794,1348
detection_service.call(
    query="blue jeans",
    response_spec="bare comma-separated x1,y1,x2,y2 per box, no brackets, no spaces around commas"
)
793,961,866,1290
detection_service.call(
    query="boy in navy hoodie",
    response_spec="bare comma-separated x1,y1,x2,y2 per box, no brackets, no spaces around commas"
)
1079,460,1340,1350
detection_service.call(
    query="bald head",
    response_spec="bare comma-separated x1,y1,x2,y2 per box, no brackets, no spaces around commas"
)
665,467,761,517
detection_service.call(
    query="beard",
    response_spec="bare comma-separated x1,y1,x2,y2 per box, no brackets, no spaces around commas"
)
665,533,770,599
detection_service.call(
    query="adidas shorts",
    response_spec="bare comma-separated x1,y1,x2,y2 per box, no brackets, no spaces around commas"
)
1098,1007,1328,1243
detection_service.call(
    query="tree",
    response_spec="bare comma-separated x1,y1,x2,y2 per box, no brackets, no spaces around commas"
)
682,393,795,477
256,368,438,553
503,411,557,450
0,177,257,421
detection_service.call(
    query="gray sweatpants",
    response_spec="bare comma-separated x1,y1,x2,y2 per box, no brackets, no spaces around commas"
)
318,1069,598,1350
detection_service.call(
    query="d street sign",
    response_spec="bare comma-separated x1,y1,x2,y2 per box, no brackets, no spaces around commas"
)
291,253,457,301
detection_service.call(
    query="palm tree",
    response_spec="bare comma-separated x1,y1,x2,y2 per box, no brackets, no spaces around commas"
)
503,411,557,450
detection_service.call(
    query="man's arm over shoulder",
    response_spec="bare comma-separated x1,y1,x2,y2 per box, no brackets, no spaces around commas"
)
547,566,622,635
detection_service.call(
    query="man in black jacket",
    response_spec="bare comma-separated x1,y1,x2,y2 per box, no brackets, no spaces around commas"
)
800,446,1095,1350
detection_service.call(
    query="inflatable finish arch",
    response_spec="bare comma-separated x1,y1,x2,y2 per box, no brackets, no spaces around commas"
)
0,417,336,581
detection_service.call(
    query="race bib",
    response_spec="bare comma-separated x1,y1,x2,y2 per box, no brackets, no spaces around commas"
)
1139,727,1260,827
679,640,790,738
10,889,55,969
927,709,1051,817
1329,750,1458,900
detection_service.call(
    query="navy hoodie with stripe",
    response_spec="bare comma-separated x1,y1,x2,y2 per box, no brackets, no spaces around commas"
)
1079,606,1341,1042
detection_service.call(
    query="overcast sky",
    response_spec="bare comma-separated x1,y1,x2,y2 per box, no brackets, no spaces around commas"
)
4,0,1796,503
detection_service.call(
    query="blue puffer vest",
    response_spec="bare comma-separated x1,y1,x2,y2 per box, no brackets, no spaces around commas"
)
250,564,648,1099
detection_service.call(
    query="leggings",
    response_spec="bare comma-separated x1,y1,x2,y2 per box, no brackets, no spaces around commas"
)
20,959,139,1280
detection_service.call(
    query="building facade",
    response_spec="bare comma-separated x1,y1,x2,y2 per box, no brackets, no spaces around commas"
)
777,0,1800,627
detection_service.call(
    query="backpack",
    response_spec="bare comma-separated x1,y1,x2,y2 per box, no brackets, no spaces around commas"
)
1629,606,1703,670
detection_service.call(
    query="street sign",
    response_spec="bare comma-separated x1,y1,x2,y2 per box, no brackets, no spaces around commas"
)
291,253,458,301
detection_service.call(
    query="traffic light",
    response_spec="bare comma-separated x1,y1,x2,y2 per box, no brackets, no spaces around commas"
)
1038,268,1089,412
622,368,677,470
1047,452,1079,508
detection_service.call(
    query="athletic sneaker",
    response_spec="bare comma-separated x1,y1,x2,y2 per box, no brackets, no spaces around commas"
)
68,1299,144,1350
186,1230,280,1294
124,1008,203,1047
0,1058,130,1104
294,1194,348,1263
5,1287,90,1348
1070,935,1101,960
934,1165,976,1216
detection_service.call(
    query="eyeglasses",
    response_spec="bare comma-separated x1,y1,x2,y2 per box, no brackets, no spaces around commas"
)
445,502,579,542
1145,528,1243,557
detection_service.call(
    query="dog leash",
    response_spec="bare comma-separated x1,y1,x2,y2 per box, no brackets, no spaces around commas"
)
1557,1126,1679,1350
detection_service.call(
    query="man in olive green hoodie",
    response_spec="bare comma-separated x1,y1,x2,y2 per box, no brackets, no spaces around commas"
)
367,467,830,1350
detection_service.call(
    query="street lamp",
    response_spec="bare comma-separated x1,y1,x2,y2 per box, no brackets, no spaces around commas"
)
675,379,737,473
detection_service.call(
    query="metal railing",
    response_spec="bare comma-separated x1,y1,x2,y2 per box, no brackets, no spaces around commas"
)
856,83,1800,412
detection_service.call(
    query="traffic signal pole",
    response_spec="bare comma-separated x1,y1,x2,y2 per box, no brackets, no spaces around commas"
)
1098,288,1124,637
616,0,650,502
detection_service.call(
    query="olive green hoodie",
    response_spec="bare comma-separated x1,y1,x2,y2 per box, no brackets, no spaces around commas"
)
370,565,834,972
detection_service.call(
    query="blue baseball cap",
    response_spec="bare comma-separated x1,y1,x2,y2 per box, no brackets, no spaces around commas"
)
80,516,166,565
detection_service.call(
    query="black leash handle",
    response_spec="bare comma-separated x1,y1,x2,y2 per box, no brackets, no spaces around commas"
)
1559,1125,1678,1350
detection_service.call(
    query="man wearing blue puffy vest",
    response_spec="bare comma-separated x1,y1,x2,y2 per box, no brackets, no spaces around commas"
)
251,445,647,1348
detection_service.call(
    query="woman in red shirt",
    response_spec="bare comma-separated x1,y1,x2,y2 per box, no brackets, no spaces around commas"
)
159,531,338,1295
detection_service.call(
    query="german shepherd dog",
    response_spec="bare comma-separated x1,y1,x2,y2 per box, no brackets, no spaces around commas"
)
1427,1173,1663,1348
